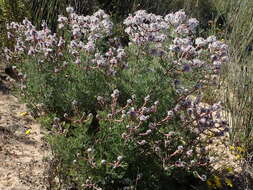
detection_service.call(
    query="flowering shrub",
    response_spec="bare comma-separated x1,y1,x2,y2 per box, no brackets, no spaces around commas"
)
4,9,127,114
47,89,229,189
4,7,231,189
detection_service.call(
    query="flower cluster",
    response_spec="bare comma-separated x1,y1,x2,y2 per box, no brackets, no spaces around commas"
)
5,7,130,75
124,10,199,46
124,10,168,45
5,8,229,78
208,37,229,72
107,91,229,172
178,96,229,136
90,46,127,75
63,8,113,57
123,10,229,91
165,10,199,35
6,19,58,58
170,36,228,73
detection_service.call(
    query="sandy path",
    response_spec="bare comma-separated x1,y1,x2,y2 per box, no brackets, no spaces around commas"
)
0,82,49,190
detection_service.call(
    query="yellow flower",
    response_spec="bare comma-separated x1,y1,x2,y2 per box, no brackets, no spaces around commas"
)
225,178,233,187
236,146,245,153
235,154,241,160
20,112,28,116
226,167,234,173
213,175,222,188
229,146,235,151
207,176,224,189
206,179,213,188
25,129,31,135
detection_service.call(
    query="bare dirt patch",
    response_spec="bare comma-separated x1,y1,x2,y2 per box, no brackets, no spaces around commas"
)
0,77,50,190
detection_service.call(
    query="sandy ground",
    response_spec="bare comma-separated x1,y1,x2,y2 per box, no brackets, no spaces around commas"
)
0,78,50,190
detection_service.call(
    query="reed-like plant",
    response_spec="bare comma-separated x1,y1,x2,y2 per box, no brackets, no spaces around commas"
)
211,0,253,188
